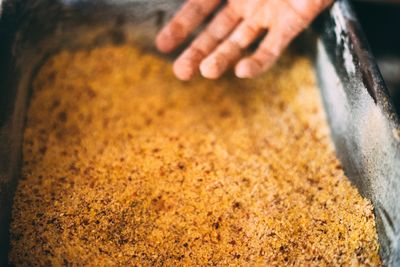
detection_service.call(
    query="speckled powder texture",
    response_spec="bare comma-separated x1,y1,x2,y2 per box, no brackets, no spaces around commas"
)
9,45,381,266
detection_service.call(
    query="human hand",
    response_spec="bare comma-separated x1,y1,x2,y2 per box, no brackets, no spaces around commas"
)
156,0,333,80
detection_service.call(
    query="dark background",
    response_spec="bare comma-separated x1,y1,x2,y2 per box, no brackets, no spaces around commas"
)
353,0,400,114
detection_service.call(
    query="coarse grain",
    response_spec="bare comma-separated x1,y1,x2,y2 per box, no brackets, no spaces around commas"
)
9,45,381,266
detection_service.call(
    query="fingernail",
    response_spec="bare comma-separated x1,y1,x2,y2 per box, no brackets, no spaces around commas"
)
173,60,195,81
156,30,176,53
235,59,259,79
200,57,224,79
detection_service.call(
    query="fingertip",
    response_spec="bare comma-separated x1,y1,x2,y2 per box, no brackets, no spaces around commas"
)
235,58,260,79
173,59,196,81
200,57,223,80
155,32,176,53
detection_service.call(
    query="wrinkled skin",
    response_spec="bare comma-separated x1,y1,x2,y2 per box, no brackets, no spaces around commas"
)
156,0,333,80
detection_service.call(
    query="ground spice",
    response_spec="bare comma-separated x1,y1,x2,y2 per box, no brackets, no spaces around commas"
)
9,45,381,266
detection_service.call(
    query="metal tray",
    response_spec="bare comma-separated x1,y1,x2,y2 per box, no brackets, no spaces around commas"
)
0,0,399,265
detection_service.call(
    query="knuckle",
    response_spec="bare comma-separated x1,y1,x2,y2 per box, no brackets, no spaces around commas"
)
230,22,259,48
192,33,216,53
218,40,240,57
281,0,310,24
245,21,259,36
189,45,208,59
222,5,239,24
257,44,279,64
206,6,240,41
168,21,187,39
184,0,206,17
205,25,226,43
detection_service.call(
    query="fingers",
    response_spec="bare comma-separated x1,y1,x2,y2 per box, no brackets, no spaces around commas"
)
235,1,310,79
200,40,241,79
173,5,241,80
200,20,262,79
235,27,295,78
285,0,333,22
156,0,221,53
160,0,331,79
235,37,278,79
